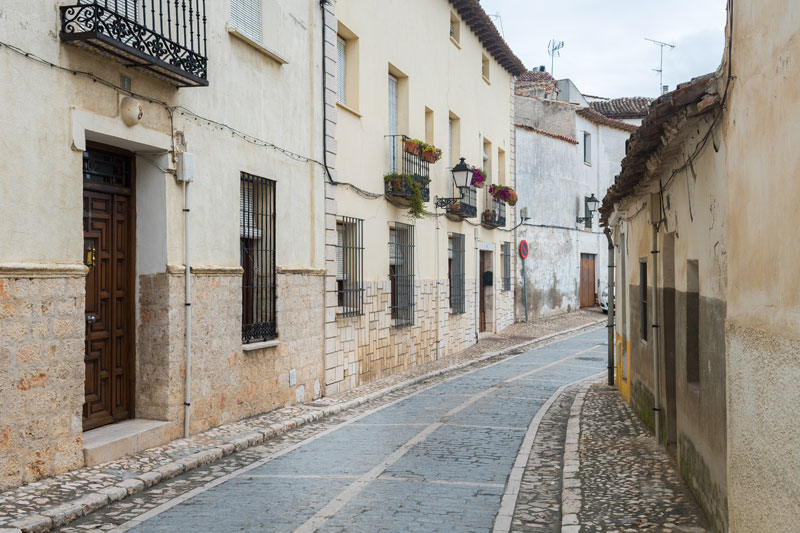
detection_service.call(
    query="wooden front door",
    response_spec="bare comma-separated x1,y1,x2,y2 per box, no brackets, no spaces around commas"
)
580,254,596,308
83,146,135,431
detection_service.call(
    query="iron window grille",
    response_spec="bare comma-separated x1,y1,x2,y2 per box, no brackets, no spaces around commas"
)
482,190,506,228
60,0,208,87
449,233,466,314
240,173,277,344
502,242,511,291
389,223,415,327
336,217,365,318
446,185,477,219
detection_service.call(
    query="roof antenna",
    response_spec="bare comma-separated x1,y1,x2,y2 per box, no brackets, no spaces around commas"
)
487,12,504,38
548,39,564,77
645,38,676,95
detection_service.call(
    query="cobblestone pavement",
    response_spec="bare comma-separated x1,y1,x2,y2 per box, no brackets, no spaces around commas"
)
0,310,603,532
56,328,608,532
572,384,708,532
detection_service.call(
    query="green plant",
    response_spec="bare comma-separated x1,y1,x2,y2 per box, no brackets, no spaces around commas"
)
384,173,428,219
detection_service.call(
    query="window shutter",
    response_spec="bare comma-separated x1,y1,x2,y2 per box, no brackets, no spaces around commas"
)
231,0,262,43
336,224,345,280
337,37,347,105
240,181,262,239
388,75,399,173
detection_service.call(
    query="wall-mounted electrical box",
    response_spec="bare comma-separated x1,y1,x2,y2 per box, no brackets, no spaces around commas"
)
177,152,195,182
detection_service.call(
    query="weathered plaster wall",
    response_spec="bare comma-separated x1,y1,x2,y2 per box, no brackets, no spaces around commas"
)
725,1,800,530
614,123,729,531
514,95,576,138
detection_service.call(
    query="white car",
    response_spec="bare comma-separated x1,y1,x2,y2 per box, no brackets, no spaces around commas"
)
600,287,609,313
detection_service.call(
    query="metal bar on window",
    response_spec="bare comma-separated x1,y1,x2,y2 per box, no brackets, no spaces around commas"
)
337,217,364,317
450,233,465,314
503,242,511,291
390,222,414,327
240,172,277,343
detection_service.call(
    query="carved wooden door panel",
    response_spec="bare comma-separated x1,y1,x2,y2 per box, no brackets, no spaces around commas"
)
83,147,134,431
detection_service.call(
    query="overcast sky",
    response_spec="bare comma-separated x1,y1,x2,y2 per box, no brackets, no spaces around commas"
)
479,0,728,98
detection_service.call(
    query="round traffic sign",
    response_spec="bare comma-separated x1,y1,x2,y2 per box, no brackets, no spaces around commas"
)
519,240,529,259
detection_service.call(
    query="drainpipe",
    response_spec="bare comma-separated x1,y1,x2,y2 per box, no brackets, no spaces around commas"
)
474,235,479,343
604,227,615,387
651,222,661,444
183,180,192,438
434,214,441,360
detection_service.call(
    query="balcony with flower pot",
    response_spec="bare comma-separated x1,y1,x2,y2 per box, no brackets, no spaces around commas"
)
481,184,516,229
384,136,439,218
445,166,484,221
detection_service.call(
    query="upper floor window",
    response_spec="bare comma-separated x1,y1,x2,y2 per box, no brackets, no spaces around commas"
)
337,36,347,105
584,131,592,164
450,12,461,45
482,54,490,83
231,0,262,43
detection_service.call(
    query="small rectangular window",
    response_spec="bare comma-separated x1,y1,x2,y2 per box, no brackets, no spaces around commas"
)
231,0,262,43
240,172,276,343
449,233,465,314
482,54,490,82
640,260,648,342
337,36,347,105
336,217,364,317
584,196,593,230
389,223,414,327
584,131,592,164
686,260,700,383
388,74,399,173
502,242,511,291
450,12,460,44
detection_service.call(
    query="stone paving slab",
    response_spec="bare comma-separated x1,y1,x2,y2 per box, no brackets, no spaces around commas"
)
0,311,605,532
573,383,709,532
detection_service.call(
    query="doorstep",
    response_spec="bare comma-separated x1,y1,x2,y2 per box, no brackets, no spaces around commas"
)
83,419,171,467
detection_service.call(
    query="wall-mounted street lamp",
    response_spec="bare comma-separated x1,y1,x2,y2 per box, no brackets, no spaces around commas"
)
434,157,472,209
576,193,600,224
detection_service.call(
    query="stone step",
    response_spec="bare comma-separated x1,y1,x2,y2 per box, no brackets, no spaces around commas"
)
83,419,172,467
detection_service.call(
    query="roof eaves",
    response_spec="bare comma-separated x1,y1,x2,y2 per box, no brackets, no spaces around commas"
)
515,123,579,145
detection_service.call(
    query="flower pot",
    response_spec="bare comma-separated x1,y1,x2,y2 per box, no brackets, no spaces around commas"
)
421,150,436,163
404,140,421,155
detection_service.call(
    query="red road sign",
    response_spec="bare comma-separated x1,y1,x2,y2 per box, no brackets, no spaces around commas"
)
519,240,529,259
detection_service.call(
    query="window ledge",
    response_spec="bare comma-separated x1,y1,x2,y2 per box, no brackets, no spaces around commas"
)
450,36,461,49
584,161,592,167
482,75,491,86
228,25,288,65
242,339,281,352
337,101,362,118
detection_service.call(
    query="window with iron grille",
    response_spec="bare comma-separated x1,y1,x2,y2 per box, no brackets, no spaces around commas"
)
389,223,414,327
337,217,364,317
502,242,512,291
337,35,347,105
449,233,465,314
240,172,276,343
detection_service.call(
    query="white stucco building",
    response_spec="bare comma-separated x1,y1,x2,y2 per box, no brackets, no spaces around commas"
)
513,74,648,318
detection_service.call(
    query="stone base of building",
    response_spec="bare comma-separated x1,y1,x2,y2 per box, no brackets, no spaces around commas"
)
0,276,85,491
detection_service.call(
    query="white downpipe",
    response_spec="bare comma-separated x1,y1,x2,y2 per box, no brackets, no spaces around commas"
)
434,214,441,360
183,181,192,438
651,223,661,444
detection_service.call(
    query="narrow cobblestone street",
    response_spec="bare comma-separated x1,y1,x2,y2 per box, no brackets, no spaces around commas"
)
59,329,608,532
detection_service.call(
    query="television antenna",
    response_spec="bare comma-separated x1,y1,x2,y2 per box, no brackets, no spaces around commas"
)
487,12,505,38
547,39,564,76
645,38,675,94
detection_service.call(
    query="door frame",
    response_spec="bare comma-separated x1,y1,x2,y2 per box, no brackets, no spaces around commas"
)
83,141,137,429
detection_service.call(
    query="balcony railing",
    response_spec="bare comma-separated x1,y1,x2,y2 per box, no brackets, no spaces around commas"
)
385,136,430,205
446,186,478,220
60,1,208,87
481,194,506,228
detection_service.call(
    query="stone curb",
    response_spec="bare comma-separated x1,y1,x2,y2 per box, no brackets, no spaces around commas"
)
560,378,595,532
9,319,605,532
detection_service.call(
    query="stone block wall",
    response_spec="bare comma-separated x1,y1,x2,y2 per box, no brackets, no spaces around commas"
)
0,277,85,491
138,269,324,439
327,278,483,394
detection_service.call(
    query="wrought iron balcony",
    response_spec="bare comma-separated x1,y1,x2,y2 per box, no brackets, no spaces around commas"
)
481,196,506,228
60,1,208,87
385,136,431,205
446,186,478,220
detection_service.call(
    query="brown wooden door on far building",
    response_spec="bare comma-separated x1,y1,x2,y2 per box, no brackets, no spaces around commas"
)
579,253,596,308
82,145,135,431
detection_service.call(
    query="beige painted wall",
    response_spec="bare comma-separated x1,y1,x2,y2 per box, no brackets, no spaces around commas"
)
0,0,325,270
725,1,800,530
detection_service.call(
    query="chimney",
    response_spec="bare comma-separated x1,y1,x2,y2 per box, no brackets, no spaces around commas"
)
661,85,669,95
539,65,546,72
